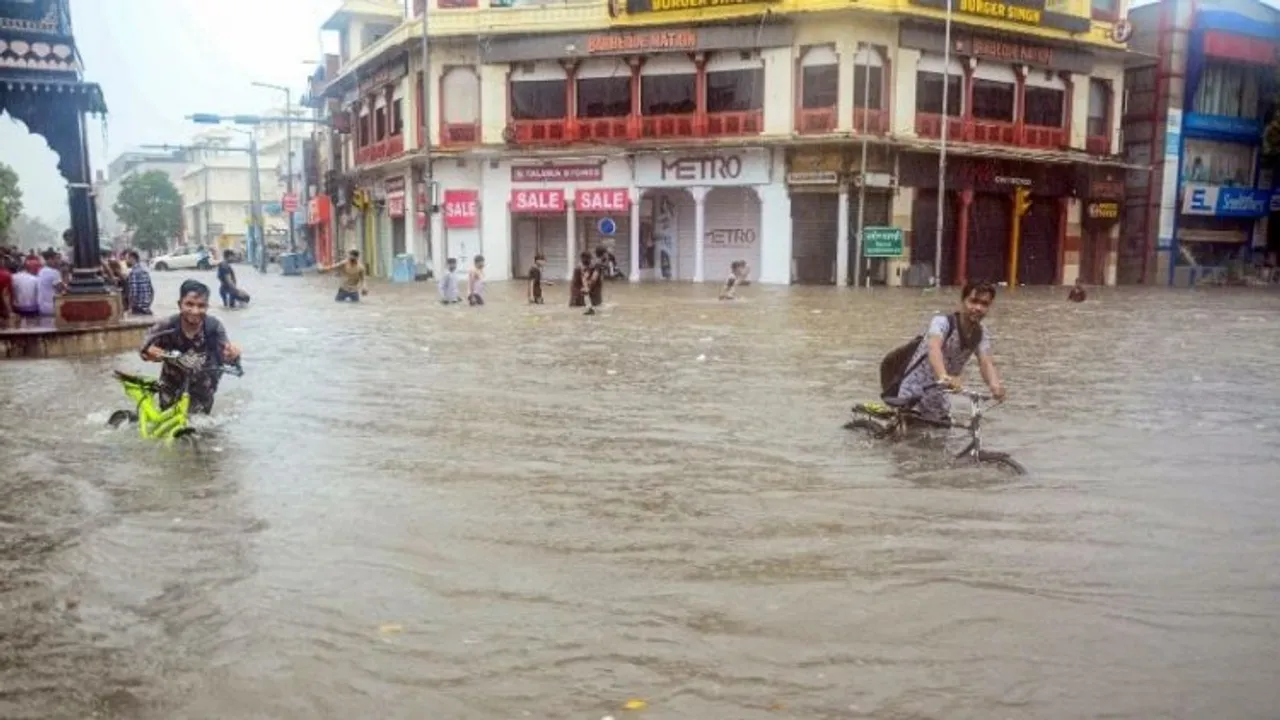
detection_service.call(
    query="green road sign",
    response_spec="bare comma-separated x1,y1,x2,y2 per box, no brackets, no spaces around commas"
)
862,226,904,257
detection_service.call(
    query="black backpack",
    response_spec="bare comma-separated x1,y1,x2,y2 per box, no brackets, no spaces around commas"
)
878,313,982,398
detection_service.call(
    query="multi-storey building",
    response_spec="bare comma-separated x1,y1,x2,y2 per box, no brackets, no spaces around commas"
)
1122,0,1279,286
181,128,284,255
98,150,189,248
313,0,1132,285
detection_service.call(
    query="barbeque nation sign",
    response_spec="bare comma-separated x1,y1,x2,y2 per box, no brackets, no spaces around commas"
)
899,24,1095,74
479,23,793,64
626,0,780,12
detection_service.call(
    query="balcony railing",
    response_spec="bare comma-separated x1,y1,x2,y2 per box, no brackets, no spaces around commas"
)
1023,124,1067,149
511,119,571,144
440,122,481,145
705,110,763,137
354,134,406,166
1086,135,1110,155
853,107,889,135
915,112,965,141
797,107,837,134
641,114,698,139
575,116,633,142
969,119,1017,145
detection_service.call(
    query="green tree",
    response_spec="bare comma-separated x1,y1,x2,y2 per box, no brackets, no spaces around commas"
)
113,170,183,253
0,162,24,243
9,214,59,251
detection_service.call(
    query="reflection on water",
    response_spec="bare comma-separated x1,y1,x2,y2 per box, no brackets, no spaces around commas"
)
2,274,1279,719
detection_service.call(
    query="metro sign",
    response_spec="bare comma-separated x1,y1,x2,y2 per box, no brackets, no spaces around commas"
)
575,188,630,213
511,188,565,213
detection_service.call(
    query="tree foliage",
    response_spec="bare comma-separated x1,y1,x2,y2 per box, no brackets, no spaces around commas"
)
0,162,24,243
113,170,183,253
8,214,59,251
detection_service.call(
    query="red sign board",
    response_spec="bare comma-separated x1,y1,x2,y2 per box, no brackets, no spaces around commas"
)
282,193,298,213
575,188,630,213
443,189,479,228
510,189,566,214
511,165,603,183
387,193,405,219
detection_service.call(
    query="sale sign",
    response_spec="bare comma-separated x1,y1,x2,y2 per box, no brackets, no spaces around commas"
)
575,188,630,213
510,188,566,213
443,189,479,228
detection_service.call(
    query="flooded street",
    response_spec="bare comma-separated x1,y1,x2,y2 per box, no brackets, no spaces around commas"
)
2,272,1279,719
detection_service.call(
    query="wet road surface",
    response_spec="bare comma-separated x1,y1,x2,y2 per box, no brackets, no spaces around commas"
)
2,270,1279,719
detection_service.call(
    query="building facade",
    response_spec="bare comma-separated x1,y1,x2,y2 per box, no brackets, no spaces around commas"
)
1122,0,1280,286
313,0,1133,286
181,128,284,255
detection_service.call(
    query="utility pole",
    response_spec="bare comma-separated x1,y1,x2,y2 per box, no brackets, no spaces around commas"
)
934,0,954,288
252,81,297,252
853,41,872,289
419,2,434,269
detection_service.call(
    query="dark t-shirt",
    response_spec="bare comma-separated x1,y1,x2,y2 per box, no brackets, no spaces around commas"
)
216,260,236,288
140,314,230,402
529,265,543,299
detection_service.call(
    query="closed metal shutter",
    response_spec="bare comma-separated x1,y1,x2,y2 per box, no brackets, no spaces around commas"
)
512,216,539,278
848,190,892,285
1018,197,1059,285
791,192,839,285
578,214,632,278
512,216,570,280
911,191,959,286
392,217,407,257
703,186,762,282
967,193,1010,285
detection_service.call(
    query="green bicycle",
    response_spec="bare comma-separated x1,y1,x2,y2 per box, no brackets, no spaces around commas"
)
107,350,243,444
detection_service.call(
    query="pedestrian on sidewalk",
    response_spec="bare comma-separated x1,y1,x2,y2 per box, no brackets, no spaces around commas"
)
125,250,154,315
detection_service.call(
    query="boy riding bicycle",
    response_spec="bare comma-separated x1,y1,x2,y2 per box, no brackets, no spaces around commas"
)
139,280,241,414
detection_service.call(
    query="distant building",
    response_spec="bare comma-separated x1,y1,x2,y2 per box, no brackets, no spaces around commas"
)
98,150,188,247
1123,0,1280,285
181,128,282,254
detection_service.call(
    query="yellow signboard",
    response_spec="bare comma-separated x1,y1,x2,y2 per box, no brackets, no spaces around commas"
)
958,0,1042,24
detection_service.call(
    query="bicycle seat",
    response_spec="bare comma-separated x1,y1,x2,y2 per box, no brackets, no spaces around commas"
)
882,395,921,409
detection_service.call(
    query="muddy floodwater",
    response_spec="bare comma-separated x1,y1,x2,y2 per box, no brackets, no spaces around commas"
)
2,273,1279,720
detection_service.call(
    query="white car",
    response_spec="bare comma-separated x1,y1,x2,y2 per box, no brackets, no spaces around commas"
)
150,246,212,271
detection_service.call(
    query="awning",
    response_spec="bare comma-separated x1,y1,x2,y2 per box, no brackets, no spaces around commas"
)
0,78,107,115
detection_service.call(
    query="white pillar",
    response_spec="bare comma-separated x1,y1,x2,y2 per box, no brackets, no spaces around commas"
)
692,185,709,282
565,195,577,281
836,185,850,286
629,188,642,282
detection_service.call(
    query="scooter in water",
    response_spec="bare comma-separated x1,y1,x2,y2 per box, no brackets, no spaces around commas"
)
107,350,244,444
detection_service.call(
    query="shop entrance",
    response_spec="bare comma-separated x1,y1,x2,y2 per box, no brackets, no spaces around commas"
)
791,193,839,285
967,193,1011,285
512,215,569,279
1019,197,1060,285
849,190,893,285
911,190,958,286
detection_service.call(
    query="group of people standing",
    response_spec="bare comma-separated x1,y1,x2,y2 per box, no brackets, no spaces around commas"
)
0,247,66,325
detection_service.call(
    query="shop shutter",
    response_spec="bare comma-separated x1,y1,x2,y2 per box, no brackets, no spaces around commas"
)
848,190,893,284
968,193,1011,285
911,190,959,286
579,214,632,278
538,216,571,282
702,187,762,282
791,193,840,285
1018,197,1059,285
512,216,539,278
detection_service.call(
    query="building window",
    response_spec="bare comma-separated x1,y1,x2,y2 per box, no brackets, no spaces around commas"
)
1195,63,1260,118
375,105,386,140
392,99,403,136
706,68,763,113
972,65,1017,122
441,67,482,139
916,55,963,116
1091,0,1118,20
358,112,370,147
799,45,838,109
641,56,696,116
1087,79,1109,137
577,61,632,118
1024,72,1066,127
510,62,568,121
1181,138,1254,185
852,45,884,110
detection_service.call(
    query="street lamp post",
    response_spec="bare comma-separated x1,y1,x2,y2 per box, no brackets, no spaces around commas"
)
934,0,954,288
252,81,296,253
419,5,434,272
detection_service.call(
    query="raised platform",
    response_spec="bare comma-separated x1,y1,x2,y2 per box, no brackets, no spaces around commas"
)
1,316,154,359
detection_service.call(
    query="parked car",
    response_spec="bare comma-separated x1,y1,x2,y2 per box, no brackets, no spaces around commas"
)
150,246,211,271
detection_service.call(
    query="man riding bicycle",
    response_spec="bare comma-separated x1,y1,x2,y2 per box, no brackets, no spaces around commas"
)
139,280,241,414
889,280,1005,423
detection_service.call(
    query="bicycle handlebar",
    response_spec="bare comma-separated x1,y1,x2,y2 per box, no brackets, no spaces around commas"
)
159,351,244,377
923,382,996,404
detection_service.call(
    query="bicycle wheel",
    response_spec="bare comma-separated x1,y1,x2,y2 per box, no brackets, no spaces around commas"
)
172,427,200,449
107,410,136,428
975,450,1026,475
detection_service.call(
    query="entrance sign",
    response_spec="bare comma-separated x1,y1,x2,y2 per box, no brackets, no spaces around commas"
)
443,190,479,228
575,188,629,213
862,226,904,257
511,189,566,213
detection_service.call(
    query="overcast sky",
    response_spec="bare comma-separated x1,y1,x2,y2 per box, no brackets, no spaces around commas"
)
1,0,346,228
